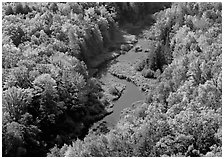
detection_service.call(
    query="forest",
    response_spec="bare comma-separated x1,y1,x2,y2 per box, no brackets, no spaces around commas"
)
2,2,222,157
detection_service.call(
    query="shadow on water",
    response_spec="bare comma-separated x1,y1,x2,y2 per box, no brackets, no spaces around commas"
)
120,17,155,37
92,50,147,130
118,2,172,37
91,71,146,132
81,2,173,139
88,3,174,132
93,57,119,79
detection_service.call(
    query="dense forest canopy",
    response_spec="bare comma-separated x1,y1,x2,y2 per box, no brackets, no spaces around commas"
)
2,2,222,157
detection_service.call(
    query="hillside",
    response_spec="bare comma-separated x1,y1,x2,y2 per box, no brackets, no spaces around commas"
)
2,2,222,157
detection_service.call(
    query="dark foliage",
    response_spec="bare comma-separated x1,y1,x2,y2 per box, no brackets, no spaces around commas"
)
2,2,117,156
142,69,155,78
47,2,222,157
2,2,222,157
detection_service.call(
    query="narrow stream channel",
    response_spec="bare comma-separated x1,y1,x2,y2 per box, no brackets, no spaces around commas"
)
90,37,150,132
100,73,145,128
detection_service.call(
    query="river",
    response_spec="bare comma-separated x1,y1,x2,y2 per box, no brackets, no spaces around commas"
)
92,39,149,130
99,73,145,128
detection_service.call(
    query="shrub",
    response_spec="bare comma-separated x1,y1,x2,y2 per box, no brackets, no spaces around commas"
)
142,69,154,78
135,60,146,71
154,69,161,78
145,92,154,104
5,5,14,15
6,25,25,47
108,85,119,96
3,122,26,156
23,4,31,14
49,3,58,13
14,2,24,14
98,17,110,47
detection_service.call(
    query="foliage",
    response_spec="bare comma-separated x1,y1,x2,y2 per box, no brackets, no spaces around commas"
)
142,69,155,78
108,85,119,96
3,87,33,121
2,2,117,156
49,2,222,157
135,59,146,71
109,2,171,24
2,2,222,157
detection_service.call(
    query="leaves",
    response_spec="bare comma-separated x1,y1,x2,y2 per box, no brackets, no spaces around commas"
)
54,2,222,157
2,2,222,157
3,87,33,121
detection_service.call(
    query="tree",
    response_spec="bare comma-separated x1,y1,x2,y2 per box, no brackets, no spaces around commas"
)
4,24,25,47
4,4,14,15
3,87,33,121
3,122,26,156
14,2,24,14
33,74,58,124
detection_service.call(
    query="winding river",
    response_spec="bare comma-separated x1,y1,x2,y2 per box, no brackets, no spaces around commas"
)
100,73,145,128
92,38,149,130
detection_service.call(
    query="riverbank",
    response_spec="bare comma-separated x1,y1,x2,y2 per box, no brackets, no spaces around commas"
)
88,29,157,134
